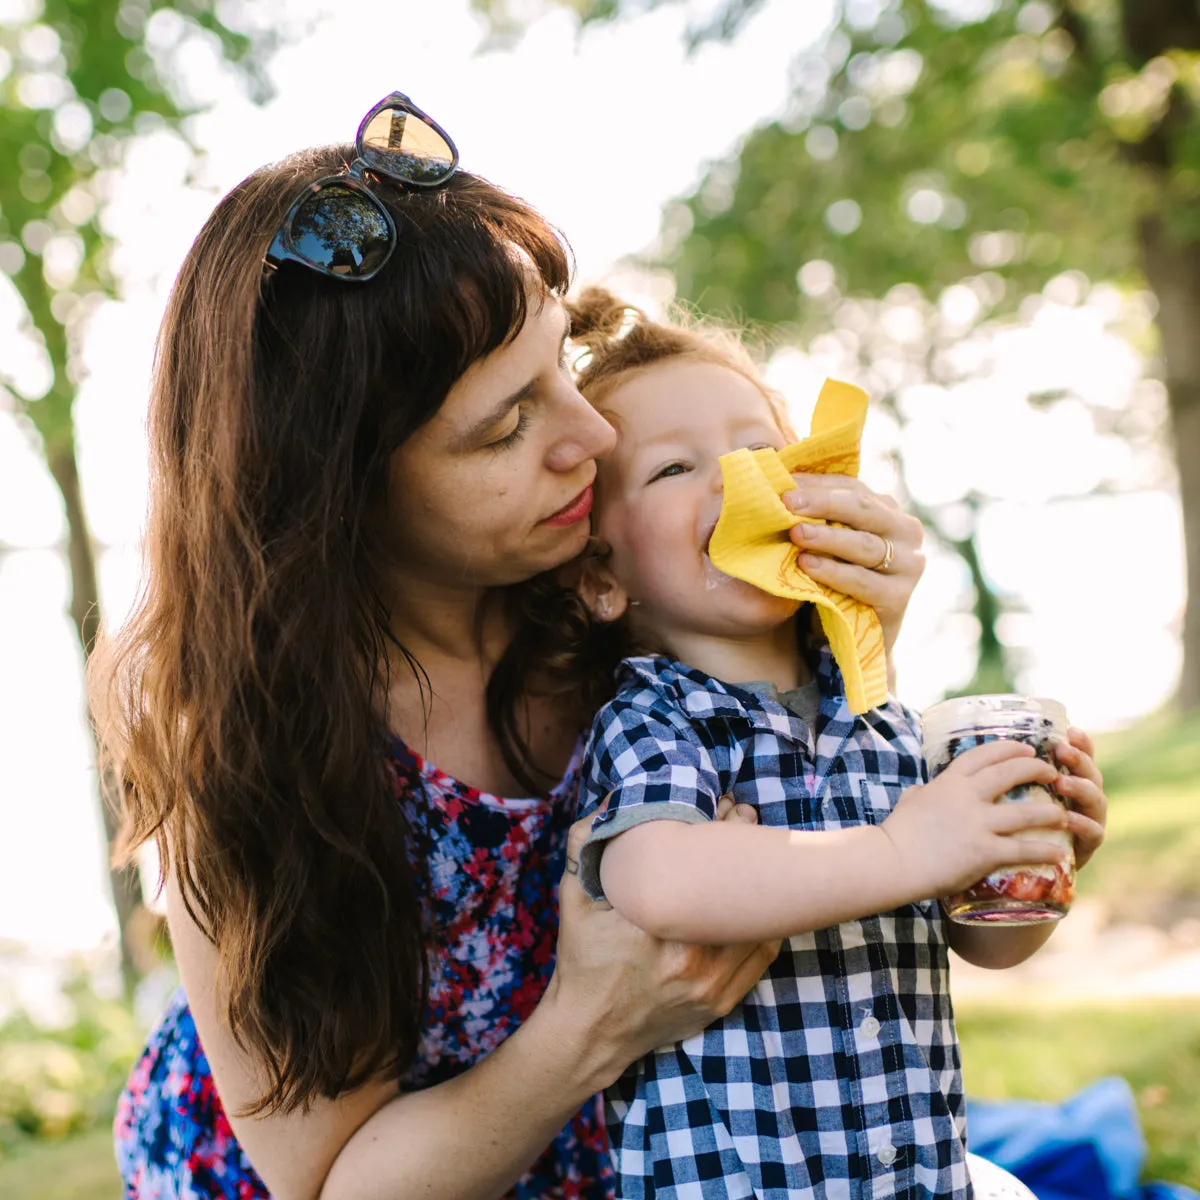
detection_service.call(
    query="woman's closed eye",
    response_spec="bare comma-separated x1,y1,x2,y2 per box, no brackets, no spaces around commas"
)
488,404,531,451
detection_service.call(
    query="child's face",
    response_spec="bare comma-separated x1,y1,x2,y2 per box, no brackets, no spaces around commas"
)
590,358,803,641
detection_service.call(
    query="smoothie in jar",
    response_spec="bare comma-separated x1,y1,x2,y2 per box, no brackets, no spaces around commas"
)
921,694,1074,925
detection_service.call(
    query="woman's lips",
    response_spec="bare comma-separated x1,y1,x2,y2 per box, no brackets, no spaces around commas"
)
543,485,593,527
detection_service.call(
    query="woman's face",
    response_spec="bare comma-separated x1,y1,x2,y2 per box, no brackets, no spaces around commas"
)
590,357,801,641
384,291,616,589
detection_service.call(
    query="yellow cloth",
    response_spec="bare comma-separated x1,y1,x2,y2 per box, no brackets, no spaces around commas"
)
708,378,887,715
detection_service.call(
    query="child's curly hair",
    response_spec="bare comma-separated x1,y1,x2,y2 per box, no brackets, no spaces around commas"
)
568,286,795,437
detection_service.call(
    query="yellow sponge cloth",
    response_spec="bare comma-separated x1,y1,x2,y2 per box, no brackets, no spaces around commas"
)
708,378,887,715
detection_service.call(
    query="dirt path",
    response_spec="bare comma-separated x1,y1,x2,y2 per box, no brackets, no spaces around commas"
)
950,898,1200,1003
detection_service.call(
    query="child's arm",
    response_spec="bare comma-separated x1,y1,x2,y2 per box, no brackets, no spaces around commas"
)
597,741,1069,944
944,728,1108,969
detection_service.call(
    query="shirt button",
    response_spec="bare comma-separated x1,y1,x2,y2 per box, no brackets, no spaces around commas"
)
860,1015,881,1038
876,1143,898,1167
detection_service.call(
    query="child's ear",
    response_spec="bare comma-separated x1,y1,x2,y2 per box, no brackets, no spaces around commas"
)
578,555,630,623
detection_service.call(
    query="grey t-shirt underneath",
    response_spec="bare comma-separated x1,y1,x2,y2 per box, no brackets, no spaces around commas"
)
739,676,822,730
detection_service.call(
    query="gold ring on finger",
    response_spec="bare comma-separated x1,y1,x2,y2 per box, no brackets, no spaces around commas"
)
869,535,895,573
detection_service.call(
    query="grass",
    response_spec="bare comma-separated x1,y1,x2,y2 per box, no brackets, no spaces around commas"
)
0,1126,121,1200
1073,711,1200,922
1,713,1195,1200
1075,779,1200,920
1092,709,1200,796
2,1004,1196,1199
957,1000,1200,1188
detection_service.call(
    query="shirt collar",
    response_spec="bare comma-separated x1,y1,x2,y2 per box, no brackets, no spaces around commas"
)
617,644,847,733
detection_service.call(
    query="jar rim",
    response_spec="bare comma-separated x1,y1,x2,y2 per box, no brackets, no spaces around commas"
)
921,693,1069,748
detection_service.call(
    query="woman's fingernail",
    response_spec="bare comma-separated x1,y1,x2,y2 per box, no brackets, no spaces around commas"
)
793,522,814,540
784,490,808,512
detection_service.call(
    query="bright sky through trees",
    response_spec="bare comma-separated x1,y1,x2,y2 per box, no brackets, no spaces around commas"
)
0,0,1183,956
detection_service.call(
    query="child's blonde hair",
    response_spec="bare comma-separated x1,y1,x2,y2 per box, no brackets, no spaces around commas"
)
567,286,795,438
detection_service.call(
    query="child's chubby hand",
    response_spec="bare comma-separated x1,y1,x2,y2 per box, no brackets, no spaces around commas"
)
1053,727,1107,869
879,741,1069,900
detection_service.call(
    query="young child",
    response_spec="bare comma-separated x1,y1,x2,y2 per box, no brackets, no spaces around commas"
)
567,289,1108,1199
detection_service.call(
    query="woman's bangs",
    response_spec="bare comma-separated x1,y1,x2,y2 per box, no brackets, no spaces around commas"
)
373,174,573,399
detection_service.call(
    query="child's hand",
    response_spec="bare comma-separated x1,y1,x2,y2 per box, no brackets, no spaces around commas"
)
1053,727,1107,870
880,741,1069,899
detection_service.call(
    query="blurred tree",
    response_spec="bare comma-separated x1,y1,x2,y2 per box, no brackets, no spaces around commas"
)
480,0,1200,707
0,0,277,995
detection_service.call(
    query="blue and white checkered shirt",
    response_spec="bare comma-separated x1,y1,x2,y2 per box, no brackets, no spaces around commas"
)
578,648,970,1200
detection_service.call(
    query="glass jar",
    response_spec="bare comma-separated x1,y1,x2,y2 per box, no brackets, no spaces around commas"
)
921,693,1074,925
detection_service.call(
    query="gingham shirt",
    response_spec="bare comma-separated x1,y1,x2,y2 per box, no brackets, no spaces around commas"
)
578,649,970,1200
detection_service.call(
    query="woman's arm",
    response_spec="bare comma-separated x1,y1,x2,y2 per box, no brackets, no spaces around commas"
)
170,805,778,1200
175,886,601,1200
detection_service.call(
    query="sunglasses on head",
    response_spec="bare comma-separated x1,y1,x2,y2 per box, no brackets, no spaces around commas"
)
262,91,458,283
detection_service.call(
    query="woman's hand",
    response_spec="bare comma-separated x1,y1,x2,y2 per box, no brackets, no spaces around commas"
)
783,475,924,655
1054,727,1108,870
549,797,780,1088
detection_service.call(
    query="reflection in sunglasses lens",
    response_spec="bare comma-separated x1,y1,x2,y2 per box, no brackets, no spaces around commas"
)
360,106,455,184
290,185,391,277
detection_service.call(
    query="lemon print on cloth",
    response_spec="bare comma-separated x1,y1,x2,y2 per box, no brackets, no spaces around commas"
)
708,378,887,715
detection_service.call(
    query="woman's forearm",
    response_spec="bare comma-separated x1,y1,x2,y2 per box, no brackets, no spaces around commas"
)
320,982,612,1200
171,871,616,1200
598,819,911,944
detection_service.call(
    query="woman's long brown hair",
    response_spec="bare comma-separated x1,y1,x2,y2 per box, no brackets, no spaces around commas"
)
88,147,571,1116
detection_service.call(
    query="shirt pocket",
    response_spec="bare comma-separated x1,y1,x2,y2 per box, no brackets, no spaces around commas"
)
859,779,896,822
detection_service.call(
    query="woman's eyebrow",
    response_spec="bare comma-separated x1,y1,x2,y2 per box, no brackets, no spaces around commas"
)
454,382,535,449
454,307,570,449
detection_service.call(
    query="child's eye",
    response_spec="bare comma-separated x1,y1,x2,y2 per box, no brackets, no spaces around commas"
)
649,461,691,483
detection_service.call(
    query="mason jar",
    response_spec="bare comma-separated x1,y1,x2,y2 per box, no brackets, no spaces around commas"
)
921,694,1074,925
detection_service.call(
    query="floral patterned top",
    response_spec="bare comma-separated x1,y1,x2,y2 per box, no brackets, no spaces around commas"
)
113,737,613,1199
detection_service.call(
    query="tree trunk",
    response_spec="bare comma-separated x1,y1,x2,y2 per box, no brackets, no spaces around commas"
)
45,435,146,996
893,469,1016,696
951,516,1016,696
1136,215,1200,711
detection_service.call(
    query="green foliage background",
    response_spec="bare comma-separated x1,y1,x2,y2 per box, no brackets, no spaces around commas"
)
1,0,278,993
476,0,1200,707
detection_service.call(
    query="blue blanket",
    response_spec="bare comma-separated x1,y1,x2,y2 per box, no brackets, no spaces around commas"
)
969,1077,1198,1200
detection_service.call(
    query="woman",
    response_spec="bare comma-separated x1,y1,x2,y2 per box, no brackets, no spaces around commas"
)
92,94,925,1200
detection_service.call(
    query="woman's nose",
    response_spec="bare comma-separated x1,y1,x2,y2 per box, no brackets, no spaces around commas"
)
546,382,617,471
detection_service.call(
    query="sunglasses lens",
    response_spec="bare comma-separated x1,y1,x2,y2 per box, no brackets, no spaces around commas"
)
289,184,392,278
360,105,455,185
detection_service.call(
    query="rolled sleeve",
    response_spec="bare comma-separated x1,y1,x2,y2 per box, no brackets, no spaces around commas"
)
578,695,725,901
